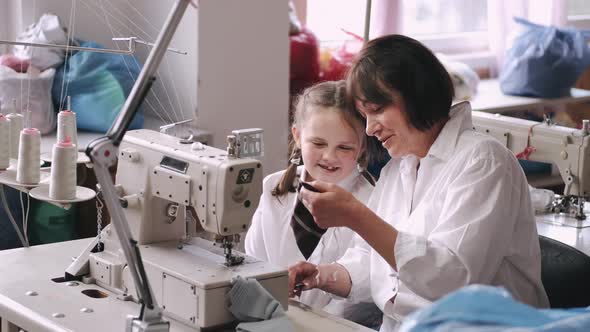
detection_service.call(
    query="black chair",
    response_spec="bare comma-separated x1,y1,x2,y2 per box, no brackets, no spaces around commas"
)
539,235,590,308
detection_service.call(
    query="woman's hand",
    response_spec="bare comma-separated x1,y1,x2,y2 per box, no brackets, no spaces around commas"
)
301,180,400,270
288,261,319,298
299,180,368,230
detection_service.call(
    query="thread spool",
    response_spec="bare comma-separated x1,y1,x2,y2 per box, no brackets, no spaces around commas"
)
57,110,78,151
6,112,23,159
49,138,77,200
0,115,10,170
16,128,41,184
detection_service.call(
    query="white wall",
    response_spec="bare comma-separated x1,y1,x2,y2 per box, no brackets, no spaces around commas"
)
0,1,22,54
10,0,289,174
197,0,290,173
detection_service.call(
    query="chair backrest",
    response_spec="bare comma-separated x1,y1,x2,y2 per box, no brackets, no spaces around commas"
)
539,235,590,308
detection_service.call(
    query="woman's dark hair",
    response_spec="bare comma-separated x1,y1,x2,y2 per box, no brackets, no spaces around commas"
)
272,80,370,197
346,34,454,131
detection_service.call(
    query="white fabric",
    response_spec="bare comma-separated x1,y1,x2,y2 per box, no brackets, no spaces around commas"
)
245,165,374,317
0,66,56,134
437,53,480,101
338,102,549,330
13,14,69,71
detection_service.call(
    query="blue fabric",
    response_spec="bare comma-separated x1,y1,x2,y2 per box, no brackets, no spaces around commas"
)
52,40,144,133
519,160,552,175
500,17,590,98
399,285,590,332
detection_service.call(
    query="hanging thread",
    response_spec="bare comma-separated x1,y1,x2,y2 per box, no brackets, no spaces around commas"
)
16,128,41,184
0,115,10,170
49,137,77,200
516,123,542,160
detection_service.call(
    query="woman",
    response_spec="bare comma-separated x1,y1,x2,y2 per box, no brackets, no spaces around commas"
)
288,34,549,331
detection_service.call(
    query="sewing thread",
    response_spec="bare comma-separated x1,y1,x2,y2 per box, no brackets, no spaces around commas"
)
6,113,23,160
57,111,78,150
49,139,77,200
16,128,41,184
0,116,10,170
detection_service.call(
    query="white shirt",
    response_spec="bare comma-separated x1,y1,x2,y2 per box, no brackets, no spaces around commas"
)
245,166,375,317
338,102,549,331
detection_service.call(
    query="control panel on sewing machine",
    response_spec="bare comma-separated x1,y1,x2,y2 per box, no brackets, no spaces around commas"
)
472,111,590,227
65,128,288,329
116,129,262,261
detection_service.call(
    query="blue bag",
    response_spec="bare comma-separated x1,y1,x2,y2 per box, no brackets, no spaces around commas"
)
500,17,590,98
52,40,144,132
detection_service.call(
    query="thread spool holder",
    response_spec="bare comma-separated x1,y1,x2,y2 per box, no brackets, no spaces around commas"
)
0,163,95,210
40,151,91,165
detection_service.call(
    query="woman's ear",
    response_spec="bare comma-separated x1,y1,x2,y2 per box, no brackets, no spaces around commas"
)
291,126,301,147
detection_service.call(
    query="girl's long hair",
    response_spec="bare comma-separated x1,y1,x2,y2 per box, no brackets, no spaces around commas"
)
272,80,371,197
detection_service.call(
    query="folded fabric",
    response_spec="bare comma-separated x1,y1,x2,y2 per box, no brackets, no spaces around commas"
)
529,185,555,213
399,285,590,332
437,53,479,101
226,275,294,332
13,14,69,71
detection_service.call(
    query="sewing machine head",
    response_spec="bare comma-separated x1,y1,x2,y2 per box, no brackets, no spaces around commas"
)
114,128,263,264
472,111,590,223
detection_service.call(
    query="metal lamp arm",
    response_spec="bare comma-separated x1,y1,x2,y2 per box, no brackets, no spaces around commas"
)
89,141,168,331
85,0,192,330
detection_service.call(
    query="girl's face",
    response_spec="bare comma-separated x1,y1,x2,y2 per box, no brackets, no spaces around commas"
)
293,108,361,183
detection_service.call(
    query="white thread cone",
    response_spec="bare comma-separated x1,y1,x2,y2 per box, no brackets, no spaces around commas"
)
6,113,23,160
57,111,78,150
49,138,77,200
16,128,41,184
0,116,10,170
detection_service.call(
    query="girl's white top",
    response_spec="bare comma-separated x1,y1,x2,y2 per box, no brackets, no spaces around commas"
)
245,165,376,321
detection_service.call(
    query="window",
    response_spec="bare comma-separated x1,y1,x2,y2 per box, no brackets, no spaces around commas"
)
306,0,487,51
304,0,589,72
305,0,489,69
306,0,367,44
402,0,487,36
400,0,488,54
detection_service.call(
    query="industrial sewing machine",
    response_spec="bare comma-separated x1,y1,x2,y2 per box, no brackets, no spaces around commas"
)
54,2,288,330
0,1,376,330
472,110,590,228
63,128,288,330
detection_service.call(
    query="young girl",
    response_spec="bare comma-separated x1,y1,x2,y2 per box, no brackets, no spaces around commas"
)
245,80,380,325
